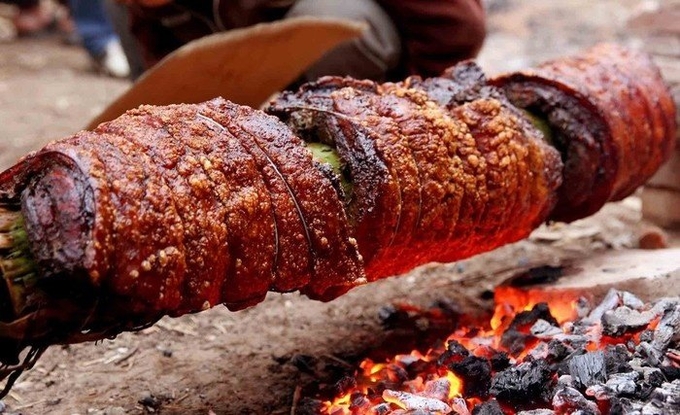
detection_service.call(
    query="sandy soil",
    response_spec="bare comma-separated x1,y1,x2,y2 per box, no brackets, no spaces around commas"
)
0,1,676,414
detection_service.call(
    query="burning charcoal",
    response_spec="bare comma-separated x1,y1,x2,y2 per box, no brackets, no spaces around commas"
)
331,376,358,398
390,410,433,415
621,292,645,310
659,364,680,382
501,303,558,354
649,379,680,404
552,386,601,414
582,289,622,325
471,399,503,415
650,304,680,362
640,329,654,343
568,351,607,389
500,329,536,356
585,384,609,401
641,400,673,415
609,397,643,414
546,339,572,362
437,340,470,367
528,342,550,360
490,359,553,406
644,368,666,388
557,375,574,388
421,378,451,401
489,351,510,372
447,340,470,357
604,344,633,374
348,393,372,412
449,355,492,398
511,304,559,329
450,398,471,415
382,390,452,413
531,319,563,339
602,306,656,336
638,342,663,367
605,372,639,396
516,410,555,415
369,403,391,415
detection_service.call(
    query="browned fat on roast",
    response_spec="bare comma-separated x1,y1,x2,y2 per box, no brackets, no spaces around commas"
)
492,43,677,222
268,64,562,282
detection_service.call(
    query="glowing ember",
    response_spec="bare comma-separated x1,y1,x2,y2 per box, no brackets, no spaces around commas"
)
305,288,680,415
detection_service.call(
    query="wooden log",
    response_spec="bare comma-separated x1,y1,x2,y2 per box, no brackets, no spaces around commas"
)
499,248,680,304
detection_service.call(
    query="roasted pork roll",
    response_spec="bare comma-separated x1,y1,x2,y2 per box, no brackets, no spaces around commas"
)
268,65,562,280
0,44,676,396
492,43,677,222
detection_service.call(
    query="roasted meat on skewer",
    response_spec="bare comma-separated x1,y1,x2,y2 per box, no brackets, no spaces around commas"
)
491,44,676,221
0,43,676,396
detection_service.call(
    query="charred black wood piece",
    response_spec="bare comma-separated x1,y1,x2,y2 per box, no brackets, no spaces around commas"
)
604,344,633,375
602,306,657,337
501,303,558,355
490,358,553,407
471,399,504,415
568,351,607,390
448,355,492,398
552,386,601,414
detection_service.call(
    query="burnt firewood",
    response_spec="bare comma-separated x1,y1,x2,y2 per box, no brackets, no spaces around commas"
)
552,386,601,414
568,351,607,390
530,319,563,339
471,399,504,415
602,306,657,337
436,339,470,368
604,372,640,397
651,304,680,361
507,265,565,287
489,351,511,372
501,303,558,354
604,344,633,375
490,358,553,407
448,355,492,398
546,339,572,362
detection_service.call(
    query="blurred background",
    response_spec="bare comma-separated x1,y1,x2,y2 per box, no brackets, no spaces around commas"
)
1,0,676,172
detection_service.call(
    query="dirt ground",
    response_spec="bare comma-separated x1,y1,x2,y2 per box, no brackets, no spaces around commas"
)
0,1,678,414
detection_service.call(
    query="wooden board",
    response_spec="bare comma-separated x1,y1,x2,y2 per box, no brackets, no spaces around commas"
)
86,17,364,129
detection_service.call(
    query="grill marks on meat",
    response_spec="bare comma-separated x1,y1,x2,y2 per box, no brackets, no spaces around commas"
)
492,43,677,222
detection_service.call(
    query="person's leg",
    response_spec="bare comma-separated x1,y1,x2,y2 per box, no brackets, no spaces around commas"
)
285,0,401,82
67,0,115,56
68,0,129,77
103,0,145,79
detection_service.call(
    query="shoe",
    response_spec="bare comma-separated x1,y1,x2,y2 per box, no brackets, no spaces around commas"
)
96,39,131,79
